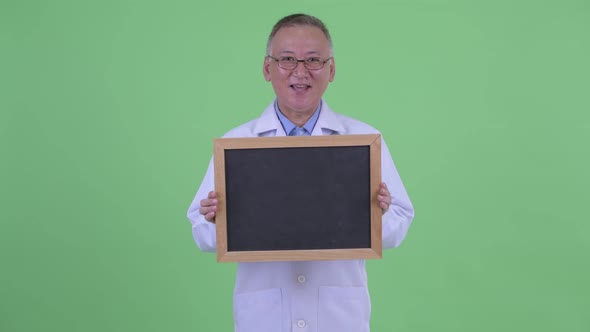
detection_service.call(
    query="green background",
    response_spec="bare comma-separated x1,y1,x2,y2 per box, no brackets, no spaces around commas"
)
2,0,589,331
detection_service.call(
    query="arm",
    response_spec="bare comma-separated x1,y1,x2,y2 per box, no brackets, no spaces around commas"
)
380,138,415,249
187,158,218,253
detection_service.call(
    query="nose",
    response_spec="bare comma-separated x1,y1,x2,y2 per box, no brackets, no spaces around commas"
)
292,61,309,77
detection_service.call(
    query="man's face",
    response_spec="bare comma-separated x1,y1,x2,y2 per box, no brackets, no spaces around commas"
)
263,25,335,118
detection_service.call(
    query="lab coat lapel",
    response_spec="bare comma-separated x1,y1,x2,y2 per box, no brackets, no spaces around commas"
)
253,100,346,137
252,101,286,137
312,101,346,136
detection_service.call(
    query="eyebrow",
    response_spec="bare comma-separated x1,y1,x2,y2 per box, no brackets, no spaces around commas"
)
277,50,321,56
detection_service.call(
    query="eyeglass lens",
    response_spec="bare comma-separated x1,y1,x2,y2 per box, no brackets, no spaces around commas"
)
277,58,326,70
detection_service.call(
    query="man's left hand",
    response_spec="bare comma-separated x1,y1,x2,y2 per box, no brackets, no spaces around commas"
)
378,182,392,215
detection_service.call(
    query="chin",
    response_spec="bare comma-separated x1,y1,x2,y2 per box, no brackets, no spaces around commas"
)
290,99,318,110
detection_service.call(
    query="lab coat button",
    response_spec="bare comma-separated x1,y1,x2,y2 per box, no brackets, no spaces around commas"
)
296,319,306,328
297,275,306,283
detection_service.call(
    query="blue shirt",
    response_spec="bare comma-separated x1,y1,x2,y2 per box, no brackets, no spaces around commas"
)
274,101,321,136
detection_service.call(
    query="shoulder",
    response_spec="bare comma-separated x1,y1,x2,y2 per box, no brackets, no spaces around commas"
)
337,113,381,135
221,102,277,138
321,104,381,135
221,119,258,138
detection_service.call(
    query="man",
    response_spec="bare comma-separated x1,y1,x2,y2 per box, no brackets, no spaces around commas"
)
187,13,414,332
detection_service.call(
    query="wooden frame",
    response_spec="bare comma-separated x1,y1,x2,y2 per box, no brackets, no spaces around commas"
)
213,134,382,262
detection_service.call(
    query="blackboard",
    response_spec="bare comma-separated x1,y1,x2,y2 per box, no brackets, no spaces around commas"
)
213,134,382,262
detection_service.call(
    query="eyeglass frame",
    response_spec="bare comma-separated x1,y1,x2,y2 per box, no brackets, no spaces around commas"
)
266,55,333,70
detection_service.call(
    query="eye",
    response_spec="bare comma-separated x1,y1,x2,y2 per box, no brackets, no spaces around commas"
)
280,56,297,62
306,57,322,63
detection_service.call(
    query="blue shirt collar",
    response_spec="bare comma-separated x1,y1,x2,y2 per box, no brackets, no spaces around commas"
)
274,100,322,136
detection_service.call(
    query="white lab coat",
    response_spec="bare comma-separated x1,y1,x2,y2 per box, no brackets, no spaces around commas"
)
187,100,414,332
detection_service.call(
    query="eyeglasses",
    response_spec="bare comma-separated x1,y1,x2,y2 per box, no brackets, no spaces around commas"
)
267,55,333,70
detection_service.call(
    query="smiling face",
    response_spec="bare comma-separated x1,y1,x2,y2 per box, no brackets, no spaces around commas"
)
263,25,335,124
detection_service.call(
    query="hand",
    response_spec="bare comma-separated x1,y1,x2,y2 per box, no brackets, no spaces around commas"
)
378,182,392,215
199,191,218,223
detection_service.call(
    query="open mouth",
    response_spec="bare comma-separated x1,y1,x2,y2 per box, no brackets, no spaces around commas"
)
290,84,311,92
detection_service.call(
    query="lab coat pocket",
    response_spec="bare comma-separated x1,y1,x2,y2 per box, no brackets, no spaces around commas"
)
234,288,282,332
318,286,371,332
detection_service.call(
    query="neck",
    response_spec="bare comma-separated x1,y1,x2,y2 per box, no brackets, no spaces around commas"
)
277,102,320,127
284,112,312,127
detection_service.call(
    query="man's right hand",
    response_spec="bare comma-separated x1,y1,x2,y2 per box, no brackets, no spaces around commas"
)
199,191,218,223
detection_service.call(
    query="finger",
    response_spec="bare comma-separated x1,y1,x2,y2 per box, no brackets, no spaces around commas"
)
378,187,391,211
199,206,216,221
378,193,391,202
205,211,216,223
202,191,218,206
199,205,217,216
200,197,218,207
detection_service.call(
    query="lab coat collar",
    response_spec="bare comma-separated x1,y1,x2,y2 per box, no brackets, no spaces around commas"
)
253,99,345,136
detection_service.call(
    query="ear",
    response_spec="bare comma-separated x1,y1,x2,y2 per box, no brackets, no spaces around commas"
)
328,57,336,82
263,57,272,81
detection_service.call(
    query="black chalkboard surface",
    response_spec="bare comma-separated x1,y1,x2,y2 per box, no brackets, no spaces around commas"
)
213,134,382,262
